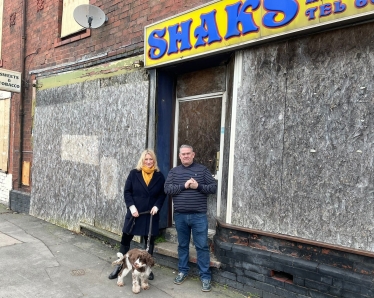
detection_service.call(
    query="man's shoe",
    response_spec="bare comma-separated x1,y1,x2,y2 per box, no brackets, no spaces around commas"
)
108,264,122,279
148,271,154,280
173,272,188,285
201,279,211,292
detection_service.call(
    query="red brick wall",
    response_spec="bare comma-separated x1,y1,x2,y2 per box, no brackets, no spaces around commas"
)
3,0,23,190
2,0,211,192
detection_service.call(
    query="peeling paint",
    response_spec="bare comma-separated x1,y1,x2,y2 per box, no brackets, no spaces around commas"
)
36,54,143,91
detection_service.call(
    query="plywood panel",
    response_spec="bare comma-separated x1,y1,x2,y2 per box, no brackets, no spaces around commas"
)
0,98,10,171
232,23,374,251
177,66,226,98
31,68,149,233
22,161,30,186
61,0,88,38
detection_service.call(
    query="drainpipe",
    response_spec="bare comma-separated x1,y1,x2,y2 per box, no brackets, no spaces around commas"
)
18,0,27,189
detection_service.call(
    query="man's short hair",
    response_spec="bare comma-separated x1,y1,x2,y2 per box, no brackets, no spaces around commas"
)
179,144,193,152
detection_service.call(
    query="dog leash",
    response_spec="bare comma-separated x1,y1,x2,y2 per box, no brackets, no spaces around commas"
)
127,210,153,252
127,210,150,234
146,214,153,252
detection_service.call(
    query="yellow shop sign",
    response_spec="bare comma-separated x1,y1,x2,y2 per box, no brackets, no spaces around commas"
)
144,0,374,67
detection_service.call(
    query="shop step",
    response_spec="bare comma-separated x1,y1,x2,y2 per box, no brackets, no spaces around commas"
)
155,241,221,268
165,227,216,252
79,223,220,269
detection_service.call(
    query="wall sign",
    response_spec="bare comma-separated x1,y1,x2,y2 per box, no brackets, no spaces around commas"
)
0,69,21,93
145,0,374,67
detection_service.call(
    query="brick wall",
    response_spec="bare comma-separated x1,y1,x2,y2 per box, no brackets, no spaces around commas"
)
0,172,12,205
2,0,212,193
213,224,374,298
3,0,213,73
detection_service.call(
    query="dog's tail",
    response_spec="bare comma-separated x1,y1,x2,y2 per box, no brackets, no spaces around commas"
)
111,252,125,266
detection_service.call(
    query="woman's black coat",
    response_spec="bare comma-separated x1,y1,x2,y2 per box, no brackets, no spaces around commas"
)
122,169,166,236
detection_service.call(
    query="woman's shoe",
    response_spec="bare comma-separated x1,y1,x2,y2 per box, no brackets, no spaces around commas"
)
148,271,154,280
108,264,122,279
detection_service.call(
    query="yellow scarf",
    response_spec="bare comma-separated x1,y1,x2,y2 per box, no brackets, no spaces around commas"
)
142,166,155,186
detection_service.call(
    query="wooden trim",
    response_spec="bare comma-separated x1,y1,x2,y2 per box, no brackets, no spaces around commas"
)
216,219,374,258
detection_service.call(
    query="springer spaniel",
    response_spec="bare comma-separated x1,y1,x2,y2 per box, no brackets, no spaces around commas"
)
112,248,155,294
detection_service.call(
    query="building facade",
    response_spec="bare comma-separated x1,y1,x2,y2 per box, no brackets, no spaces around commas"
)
1,0,373,297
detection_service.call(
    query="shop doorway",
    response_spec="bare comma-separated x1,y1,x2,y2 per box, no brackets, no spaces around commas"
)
173,92,226,229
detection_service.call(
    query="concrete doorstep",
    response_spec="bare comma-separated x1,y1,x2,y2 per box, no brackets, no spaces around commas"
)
155,241,221,268
80,223,221,269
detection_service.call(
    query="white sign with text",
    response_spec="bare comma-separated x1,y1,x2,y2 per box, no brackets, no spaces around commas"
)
0,69,21,93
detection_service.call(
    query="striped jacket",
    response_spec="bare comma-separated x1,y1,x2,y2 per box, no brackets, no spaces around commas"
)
164,162,217,213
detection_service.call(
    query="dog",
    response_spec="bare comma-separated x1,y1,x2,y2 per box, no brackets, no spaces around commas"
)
112,248,155,294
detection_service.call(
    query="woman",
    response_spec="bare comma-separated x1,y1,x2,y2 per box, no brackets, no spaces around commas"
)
108,149,166,281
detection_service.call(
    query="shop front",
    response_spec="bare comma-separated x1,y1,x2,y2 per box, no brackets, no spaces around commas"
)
146,1,374,296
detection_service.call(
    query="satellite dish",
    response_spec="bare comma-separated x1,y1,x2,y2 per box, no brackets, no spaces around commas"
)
73,4,108,29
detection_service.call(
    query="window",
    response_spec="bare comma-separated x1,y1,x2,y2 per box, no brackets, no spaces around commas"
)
61,0,89,38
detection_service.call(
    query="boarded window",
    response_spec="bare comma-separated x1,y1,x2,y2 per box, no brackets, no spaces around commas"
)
0,94,10,171
61,0,88,38
22,161,30,186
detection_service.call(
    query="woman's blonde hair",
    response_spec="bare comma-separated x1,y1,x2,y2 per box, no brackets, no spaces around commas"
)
136,149,160,171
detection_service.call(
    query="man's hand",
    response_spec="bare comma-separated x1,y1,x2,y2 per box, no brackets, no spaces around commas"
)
185,179,192,189
189,178,198,189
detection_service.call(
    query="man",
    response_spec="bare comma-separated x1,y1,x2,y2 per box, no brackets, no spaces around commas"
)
164,144,217,292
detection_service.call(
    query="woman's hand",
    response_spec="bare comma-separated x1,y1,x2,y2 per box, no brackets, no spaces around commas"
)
150,206,159,215
132,210,139,217
129,205,139,217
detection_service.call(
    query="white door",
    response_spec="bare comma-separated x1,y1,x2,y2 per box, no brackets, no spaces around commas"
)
173,92,226,228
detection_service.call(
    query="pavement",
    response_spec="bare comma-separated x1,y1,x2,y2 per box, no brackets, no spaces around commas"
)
0,203,246,298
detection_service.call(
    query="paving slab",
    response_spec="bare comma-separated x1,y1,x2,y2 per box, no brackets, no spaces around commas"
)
0,232,21,247
0,203,246,298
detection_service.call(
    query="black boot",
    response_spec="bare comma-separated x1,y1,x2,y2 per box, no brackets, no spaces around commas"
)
108,245,130,280
108,265,122,280
147,244,155,280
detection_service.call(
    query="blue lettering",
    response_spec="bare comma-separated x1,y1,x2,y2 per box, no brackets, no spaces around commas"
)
355,0,368,7
148,28,167,60
305,7,317,20
194,11,222,48
334,1,346,13
320,3,332,17
263,0,298,28
306,0,318,3
168,20,192,55
225,0,260,39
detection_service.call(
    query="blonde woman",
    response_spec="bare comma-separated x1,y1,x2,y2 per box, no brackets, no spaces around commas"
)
109,149,166,281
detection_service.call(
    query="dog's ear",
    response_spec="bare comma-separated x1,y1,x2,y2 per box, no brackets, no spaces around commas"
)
146,254,155,267
127,249,140,265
